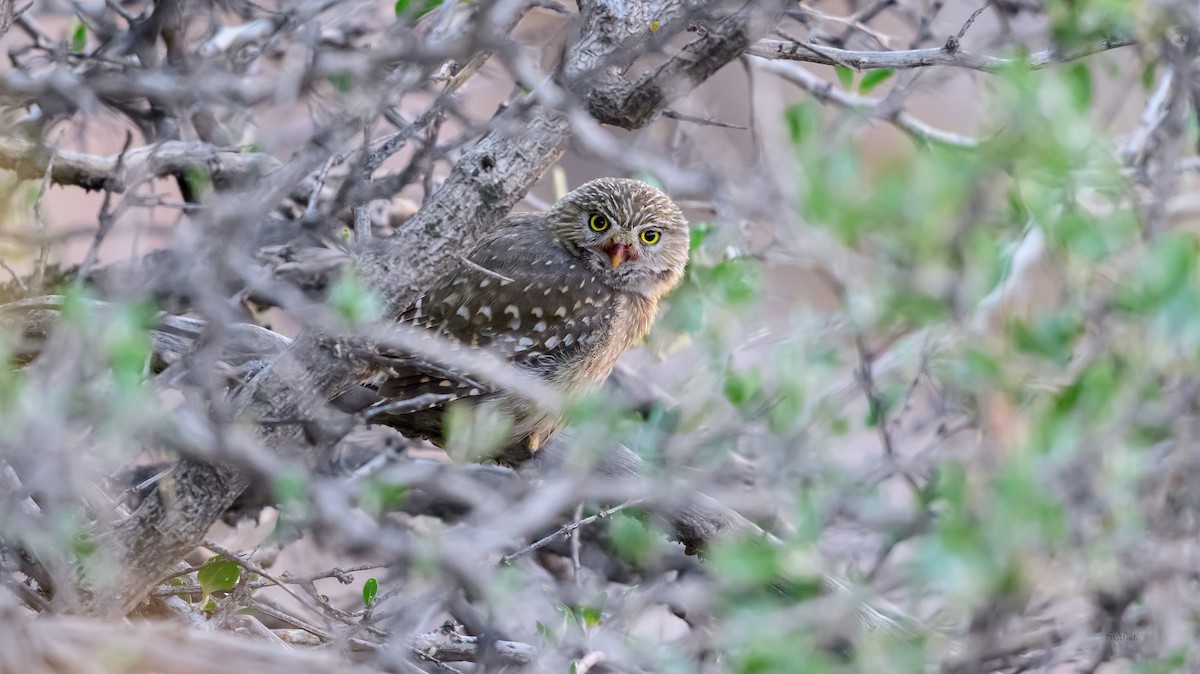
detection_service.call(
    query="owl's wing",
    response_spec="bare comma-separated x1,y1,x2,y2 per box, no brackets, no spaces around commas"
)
371,219,616,408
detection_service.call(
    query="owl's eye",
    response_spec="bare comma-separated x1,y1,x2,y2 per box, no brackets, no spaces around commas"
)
588,214,610,232
640,229,661,245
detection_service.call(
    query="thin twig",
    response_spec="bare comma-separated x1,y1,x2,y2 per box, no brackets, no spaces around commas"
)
662,110,747,129
202,541,318,619
776,28,857,70
756,60,980,148
353,125,374,247
249,598,331,640
306,153,340,217
78,132,135,279
570,501,583,586
1122,65,1175,166
0,259,26,293
456,255,515,283
854,334,896,458
908,0,944,49
949,0,992,48
31,134,57,293
833,0,895,47
748,36,1136,72
152,563,390,597
365,392,462,419
497,499,643,566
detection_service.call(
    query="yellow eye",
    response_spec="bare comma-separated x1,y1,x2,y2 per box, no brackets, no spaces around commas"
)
640,229,661,245
588,214,609,232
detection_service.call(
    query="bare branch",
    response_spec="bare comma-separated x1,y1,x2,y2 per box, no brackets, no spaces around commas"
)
756,59,980,148
0,137,281,193
498,498,643,565
748,36,1136,72
582,0,790,128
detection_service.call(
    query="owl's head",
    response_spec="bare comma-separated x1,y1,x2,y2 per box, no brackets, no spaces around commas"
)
551,178,689,299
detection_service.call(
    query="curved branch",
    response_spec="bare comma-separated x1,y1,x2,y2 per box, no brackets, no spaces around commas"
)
756,59,980,148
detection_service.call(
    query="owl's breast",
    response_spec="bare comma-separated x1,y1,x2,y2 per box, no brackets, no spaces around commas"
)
545,291,658,397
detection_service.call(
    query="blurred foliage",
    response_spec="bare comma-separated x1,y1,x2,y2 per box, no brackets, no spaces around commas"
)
328,269,384,326
622,1,1193,668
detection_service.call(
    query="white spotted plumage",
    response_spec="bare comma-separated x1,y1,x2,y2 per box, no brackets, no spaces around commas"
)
364,178,688,463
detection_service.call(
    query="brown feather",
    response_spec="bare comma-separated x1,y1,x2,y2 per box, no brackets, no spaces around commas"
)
359,179,689,460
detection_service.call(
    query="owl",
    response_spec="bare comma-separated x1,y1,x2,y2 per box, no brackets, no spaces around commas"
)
352,177,689,465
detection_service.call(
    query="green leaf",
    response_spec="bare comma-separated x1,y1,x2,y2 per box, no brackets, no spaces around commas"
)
884,290,946,326
328,271,383,326
709,538,780,587
105,300,155,391
1115,232,1197,314
184,166,212,197
329,72,352,94
197,557,240,599
858,68,894,94
707,258,759,305
443,402,513,462
609,512,657,565
395,0,444,21
1008,311,1083,366
1133,647,1188,674
71,529,97,559
1141,60,1157,92
784,104,819,145
766,380,804,436
273,471,307,505
559,603,603,629
1064,62,1092,108
361,480,409,515
829,416,849,436
1053,359,1117,419
864,385,901,428
960,348,1001,387
723,367,761,408
580,606,602,628
688,221,713,252
362,577,379,607
834,66,854,89
70,23,87,52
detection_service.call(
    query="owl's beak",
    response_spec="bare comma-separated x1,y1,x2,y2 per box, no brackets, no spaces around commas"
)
603,241,630,268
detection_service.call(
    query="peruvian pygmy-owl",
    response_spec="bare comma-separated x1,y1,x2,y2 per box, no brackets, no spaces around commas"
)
358,178,689,464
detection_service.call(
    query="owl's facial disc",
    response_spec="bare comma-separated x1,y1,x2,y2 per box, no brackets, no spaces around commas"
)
552,177,689,297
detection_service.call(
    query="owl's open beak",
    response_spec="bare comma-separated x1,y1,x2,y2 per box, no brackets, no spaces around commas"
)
603,241,630,268
604,238,633,265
